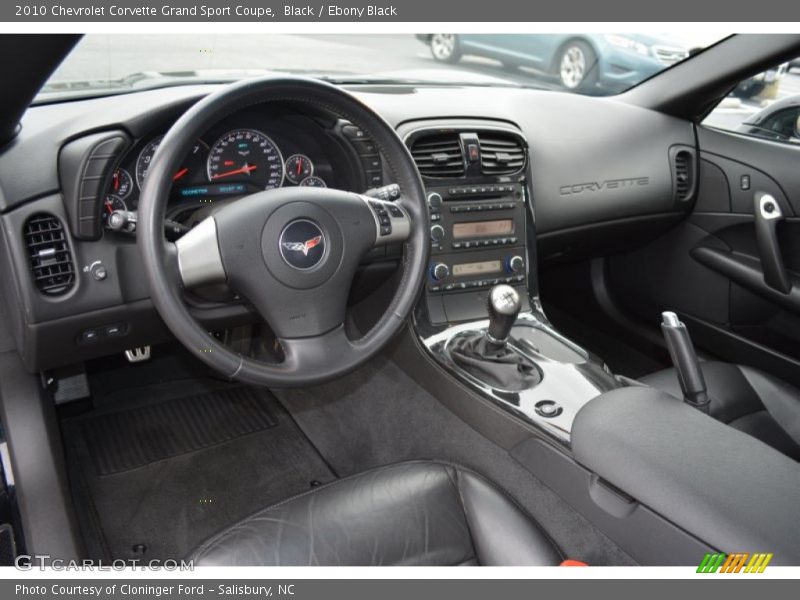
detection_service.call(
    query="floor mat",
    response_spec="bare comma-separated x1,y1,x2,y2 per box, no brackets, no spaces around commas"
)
83,387,278,476
62,379,336,561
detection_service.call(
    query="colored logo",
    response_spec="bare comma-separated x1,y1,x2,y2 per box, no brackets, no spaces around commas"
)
697,552,773,573
282,236,322,257
279,220,326,270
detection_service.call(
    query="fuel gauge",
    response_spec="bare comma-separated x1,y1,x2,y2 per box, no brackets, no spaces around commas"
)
285,154,313,185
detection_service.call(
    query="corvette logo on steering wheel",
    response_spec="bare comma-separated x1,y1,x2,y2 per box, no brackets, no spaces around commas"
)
278,220,326,270
282,235,322,256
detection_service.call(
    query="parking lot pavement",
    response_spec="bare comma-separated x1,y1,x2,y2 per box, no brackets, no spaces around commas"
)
48,34,799,134
703,68,800,131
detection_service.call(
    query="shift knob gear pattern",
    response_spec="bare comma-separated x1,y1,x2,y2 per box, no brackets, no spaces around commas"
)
487,285,521,345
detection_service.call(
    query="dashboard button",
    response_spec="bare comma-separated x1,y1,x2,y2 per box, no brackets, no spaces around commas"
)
427,192,443,210
81,329,99,343
105,323,125,337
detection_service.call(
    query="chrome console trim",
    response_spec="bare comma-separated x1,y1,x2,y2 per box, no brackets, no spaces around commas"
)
417,306,621,446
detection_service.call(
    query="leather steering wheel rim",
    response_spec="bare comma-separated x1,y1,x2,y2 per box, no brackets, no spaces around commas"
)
138,77,428,387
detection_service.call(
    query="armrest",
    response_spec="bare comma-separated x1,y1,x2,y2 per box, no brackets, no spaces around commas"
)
572,387,800,564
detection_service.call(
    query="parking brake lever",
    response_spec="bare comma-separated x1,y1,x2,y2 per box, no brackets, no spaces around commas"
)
754,192,791,294
660,311,710,412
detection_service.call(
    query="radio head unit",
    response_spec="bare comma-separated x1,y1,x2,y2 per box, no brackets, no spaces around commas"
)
424,182,530,324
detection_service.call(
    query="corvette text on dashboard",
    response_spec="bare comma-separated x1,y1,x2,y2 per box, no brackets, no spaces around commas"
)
14,3,399,19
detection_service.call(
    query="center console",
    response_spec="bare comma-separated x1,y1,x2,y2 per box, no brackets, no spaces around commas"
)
401,120,622,446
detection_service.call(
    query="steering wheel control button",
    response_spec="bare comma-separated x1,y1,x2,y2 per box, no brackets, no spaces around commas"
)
534,400,563,419
363,197,410,245
279,220,326,270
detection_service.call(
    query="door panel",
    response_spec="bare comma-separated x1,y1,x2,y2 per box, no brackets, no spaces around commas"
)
607,125,800,386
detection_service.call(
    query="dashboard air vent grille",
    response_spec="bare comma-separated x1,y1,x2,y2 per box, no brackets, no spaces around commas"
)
24,214,75,296
479,133,526,175
674,150,692,201
409,133,465,178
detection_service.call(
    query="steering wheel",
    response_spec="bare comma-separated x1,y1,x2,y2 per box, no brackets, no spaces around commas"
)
138,77,428,387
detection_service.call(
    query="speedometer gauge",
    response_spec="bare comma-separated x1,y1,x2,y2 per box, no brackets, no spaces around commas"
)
207,129,284,190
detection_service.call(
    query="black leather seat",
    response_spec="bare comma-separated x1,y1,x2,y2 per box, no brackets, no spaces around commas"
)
188,461,564,566
641,361,800,460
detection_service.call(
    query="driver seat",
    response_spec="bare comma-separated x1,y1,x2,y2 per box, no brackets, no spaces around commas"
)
188,461,564,566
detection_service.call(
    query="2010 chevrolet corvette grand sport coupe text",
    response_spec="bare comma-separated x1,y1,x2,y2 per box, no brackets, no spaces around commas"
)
0,33,799,567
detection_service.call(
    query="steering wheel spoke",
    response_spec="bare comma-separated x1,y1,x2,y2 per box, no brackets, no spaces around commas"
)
277,326,358,376
174,217,227,289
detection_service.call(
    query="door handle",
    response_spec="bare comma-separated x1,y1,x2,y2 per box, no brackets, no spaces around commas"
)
753,192,791,294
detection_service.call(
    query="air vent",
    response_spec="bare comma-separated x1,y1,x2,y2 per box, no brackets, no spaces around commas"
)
409,132,465,178
674,150,693,201
24,214,75,296
479,133,526,175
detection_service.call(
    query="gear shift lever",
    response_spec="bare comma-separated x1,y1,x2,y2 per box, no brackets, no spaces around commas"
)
486,285,522,349
660,311,710,412
448,285,539,391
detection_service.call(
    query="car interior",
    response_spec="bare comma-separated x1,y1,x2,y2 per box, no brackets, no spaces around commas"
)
0,33,799,567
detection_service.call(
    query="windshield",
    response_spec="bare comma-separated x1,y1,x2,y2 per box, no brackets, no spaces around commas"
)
41,33,728,101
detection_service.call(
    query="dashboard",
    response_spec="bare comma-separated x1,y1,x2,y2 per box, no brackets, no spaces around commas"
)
0,82,695,373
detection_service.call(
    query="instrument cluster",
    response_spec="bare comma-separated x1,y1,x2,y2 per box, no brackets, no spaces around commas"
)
102,111,355,228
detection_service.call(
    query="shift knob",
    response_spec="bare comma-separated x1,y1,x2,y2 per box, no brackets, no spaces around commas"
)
486,285,521,345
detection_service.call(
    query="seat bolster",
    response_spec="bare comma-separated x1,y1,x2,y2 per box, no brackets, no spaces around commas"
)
456,469,563,566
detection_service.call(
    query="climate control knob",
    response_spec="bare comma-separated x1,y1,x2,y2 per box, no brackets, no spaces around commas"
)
430,224,445,242
431,263,450,281
507,255,525,273
427,192,443,210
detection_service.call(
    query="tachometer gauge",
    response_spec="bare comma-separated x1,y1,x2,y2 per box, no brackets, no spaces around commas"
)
136,136,208,188
299,175,327,188
285,154,313,185
136,138,163,188
109,168,132,199
102,195,127,224
207,129,284,190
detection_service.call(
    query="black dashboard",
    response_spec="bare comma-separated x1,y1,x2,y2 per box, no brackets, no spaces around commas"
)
0,82,697,372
